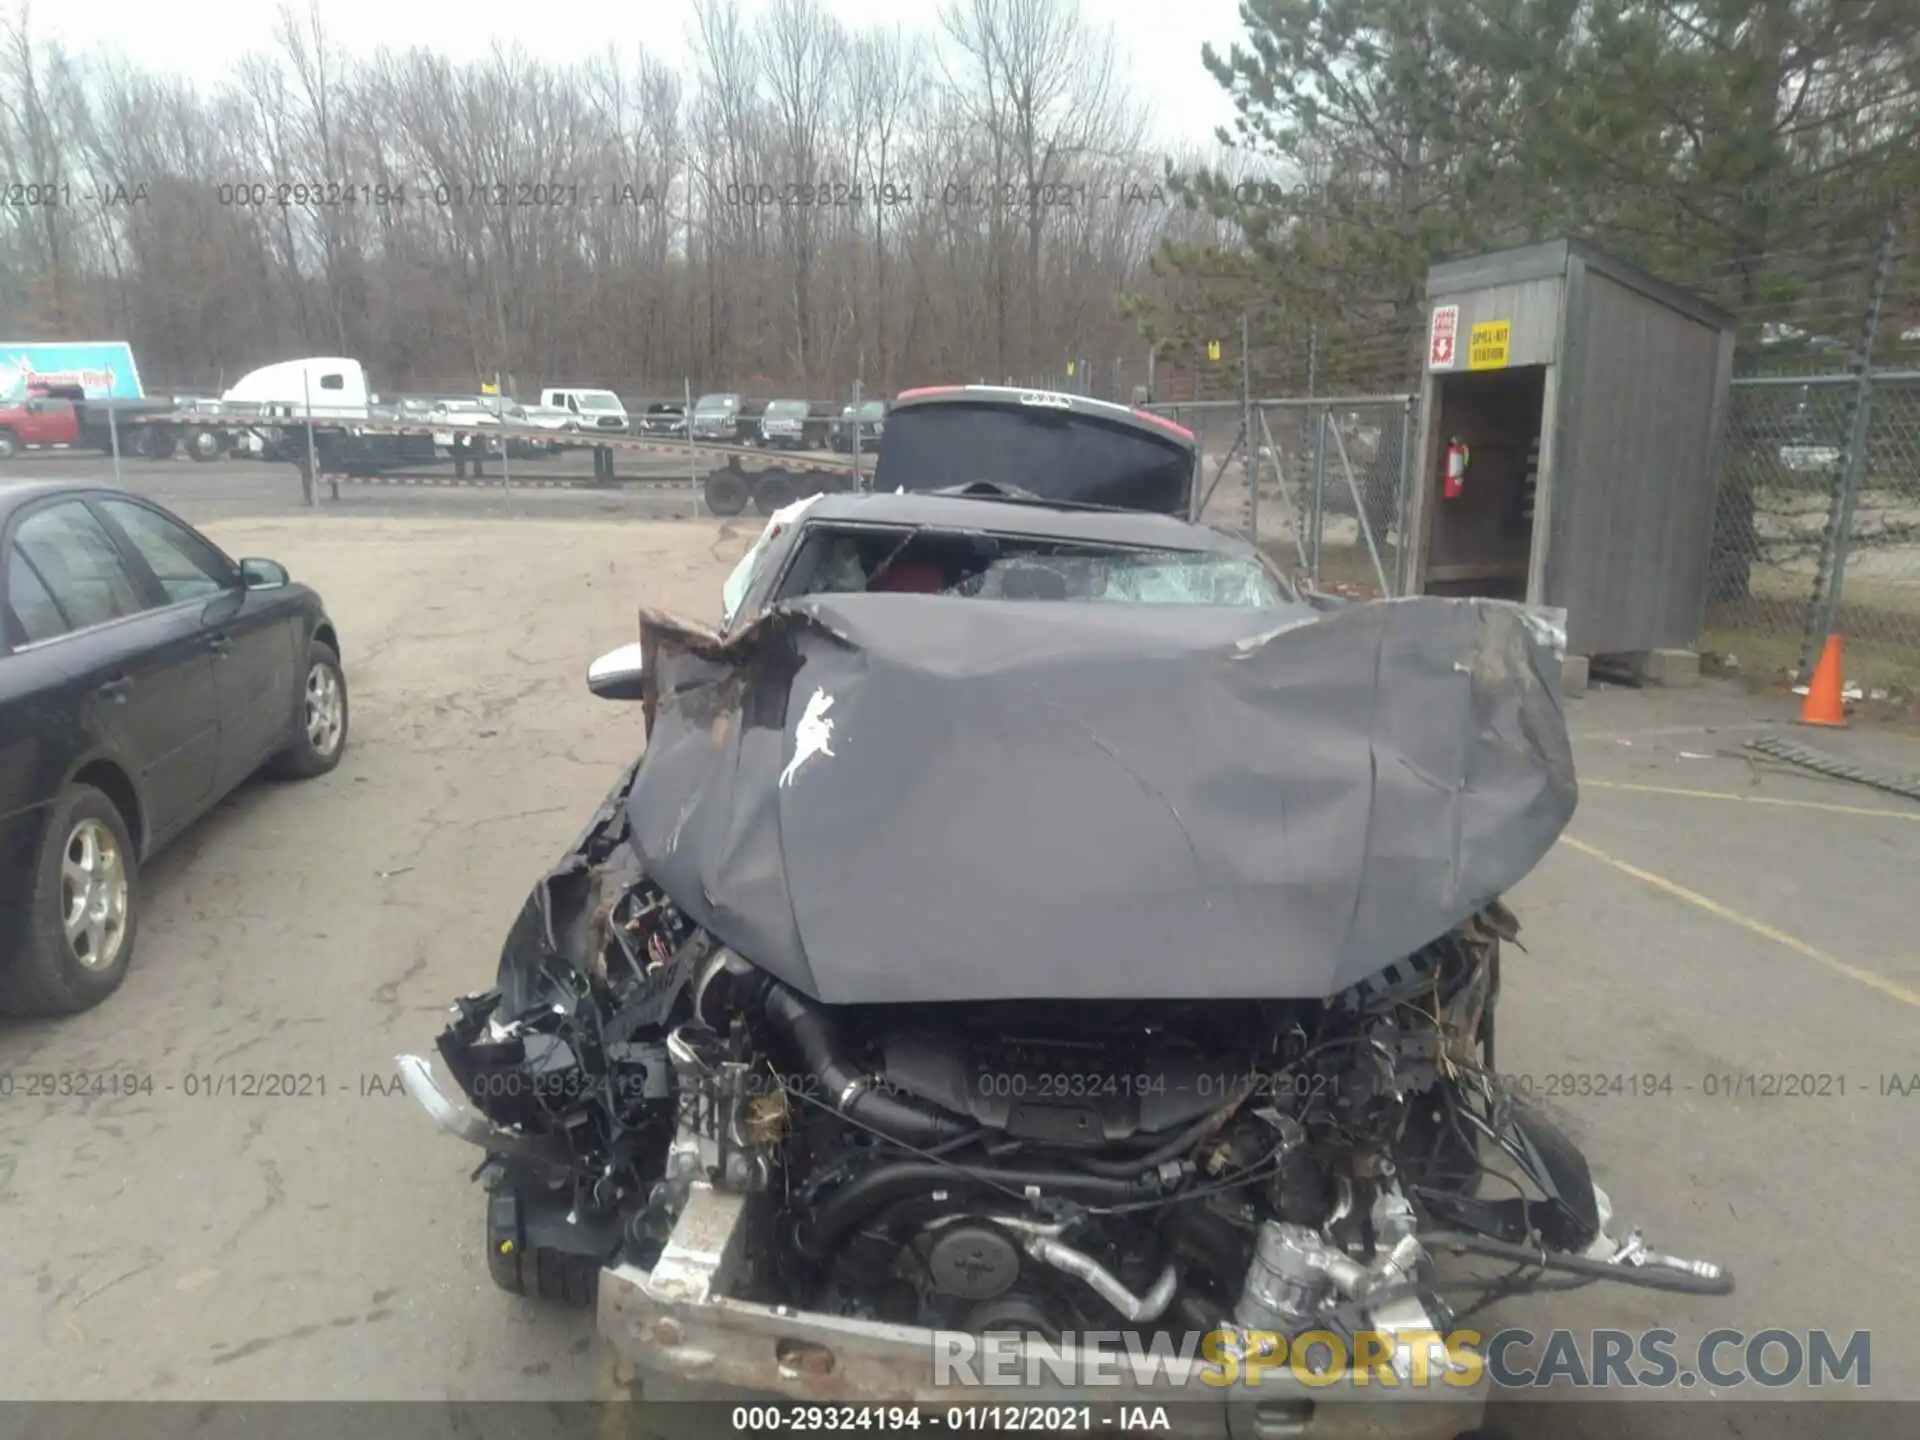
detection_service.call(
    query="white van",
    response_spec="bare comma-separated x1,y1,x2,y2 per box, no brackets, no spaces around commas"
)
539,387,629,433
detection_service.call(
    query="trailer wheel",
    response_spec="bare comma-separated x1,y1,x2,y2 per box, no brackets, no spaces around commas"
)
752,469,797,516
143,428,179,460
704,466,750,517
187,429,225,462
0,428,17,460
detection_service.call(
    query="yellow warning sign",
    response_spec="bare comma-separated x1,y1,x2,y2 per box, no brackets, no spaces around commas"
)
1468,321,1511,370
1067,360,1076,377
480,380,501,394
1206,340,1221,362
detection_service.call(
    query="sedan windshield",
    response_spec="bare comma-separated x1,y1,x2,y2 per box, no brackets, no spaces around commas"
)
957,550,1286,606
771,525,1289,611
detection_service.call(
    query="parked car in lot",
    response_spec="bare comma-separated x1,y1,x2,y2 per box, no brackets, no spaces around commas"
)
690,392,744,441
829,398,887,452
540,387,630,434
639,402,689,437
493,400,571,457
0,481,348,1016
756,397,812,449
425,398,503,453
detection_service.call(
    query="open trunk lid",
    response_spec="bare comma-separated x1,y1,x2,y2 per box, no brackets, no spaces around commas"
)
873,385,1198,516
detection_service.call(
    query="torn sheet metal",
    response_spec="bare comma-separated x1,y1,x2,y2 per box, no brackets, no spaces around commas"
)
489,760,646,1010
625,594,1578,1004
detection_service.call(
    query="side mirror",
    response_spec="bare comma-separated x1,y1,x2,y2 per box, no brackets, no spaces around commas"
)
239,557,290,588
586,641,648,702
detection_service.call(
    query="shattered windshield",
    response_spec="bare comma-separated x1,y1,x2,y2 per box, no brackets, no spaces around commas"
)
956,549,1286,606
770,526,1287,611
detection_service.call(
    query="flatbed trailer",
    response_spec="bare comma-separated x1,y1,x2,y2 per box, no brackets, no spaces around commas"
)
23,385,192,459
117,409,879,514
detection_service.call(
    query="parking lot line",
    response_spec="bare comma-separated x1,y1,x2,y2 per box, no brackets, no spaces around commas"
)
1559,834,1920,1010
1569,721,1779,742
1581,778,1920,821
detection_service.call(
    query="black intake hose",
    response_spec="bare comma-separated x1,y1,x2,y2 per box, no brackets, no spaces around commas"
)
1418,1231,1737,1296
756,979,973,1149
794,1162,1163,1260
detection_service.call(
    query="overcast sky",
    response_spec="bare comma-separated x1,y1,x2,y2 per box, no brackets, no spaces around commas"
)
25,0,1252,156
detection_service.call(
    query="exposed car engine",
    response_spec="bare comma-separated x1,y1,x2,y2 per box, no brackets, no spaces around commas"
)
419,789,1723,1359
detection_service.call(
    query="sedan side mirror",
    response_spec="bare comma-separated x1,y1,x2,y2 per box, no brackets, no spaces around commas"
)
587,642,647,702
239,557,290,588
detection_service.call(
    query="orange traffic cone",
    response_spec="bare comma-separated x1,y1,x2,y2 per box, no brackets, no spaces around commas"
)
1797,634,1848,728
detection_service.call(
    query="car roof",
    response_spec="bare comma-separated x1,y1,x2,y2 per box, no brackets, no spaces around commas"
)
0,479,116,524
796,489,1254,555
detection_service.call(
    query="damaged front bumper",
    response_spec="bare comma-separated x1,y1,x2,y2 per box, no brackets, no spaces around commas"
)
599,1183,1488,1440
395,1053,572,1168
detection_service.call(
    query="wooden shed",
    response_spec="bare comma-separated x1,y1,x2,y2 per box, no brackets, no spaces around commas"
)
1400,238,1738,672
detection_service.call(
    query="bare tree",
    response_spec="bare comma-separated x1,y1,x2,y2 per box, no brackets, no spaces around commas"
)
0,2,79,327
850,25,923,389
760,0,846,378
0,7,1185,398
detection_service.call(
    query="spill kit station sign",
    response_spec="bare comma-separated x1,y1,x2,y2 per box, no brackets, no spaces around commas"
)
1469,320,1513,370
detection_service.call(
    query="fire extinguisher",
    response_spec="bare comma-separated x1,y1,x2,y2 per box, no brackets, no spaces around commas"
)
1443,438,1470,500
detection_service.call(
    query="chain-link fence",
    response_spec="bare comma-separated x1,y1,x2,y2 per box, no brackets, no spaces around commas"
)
1145,396,1418,597
1706,370,1920,689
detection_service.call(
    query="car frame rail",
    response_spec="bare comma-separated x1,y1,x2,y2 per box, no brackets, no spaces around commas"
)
598,1183,1489,1440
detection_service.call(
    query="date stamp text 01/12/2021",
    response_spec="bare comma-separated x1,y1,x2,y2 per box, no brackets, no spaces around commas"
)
8,1067,1917,1106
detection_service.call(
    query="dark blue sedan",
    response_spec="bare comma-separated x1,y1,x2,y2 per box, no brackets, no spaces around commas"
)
0,481,348,1015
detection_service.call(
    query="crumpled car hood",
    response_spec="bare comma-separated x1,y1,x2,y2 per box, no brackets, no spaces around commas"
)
624,594,1577,1004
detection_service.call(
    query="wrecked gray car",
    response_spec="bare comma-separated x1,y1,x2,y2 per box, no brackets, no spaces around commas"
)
399,484,1731,1434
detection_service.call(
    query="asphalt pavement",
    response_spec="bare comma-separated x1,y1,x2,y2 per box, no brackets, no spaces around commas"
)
0,513,1915,1438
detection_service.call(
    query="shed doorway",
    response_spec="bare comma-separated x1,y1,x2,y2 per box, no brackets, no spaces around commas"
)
1420,366,1547,601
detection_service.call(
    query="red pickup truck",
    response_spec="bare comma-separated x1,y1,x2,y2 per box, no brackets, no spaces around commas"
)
0,396,80,458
